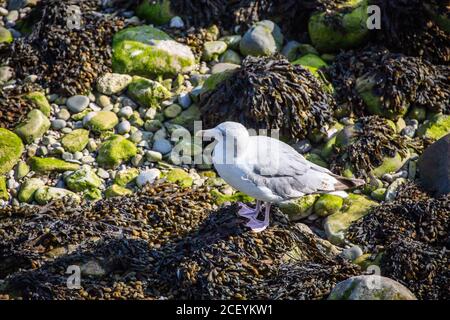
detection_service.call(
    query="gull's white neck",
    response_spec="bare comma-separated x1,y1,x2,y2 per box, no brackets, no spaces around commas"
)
212,131,250,165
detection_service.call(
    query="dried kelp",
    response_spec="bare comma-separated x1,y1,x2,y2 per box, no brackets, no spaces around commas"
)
372,0,450,64
327,47,450,118
2,0,124,96
200,55,335,140
346,182,449,300
330,116,409,178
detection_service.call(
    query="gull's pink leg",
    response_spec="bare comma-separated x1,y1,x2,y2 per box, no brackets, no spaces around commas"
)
237,200,261,219
245,203,271,233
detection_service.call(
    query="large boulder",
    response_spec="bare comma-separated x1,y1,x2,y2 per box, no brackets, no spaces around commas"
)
97,135,137,168
328,275,416,300
15,109,50,144
112,26,196,77
418,133,450,197
308,0,369,53
240,20,284,57
0,128,24,175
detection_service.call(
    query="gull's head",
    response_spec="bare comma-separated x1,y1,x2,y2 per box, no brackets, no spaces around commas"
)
196,122,249,141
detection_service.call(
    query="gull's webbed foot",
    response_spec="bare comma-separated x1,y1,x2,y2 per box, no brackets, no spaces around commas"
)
237,201,261,219
245,218,269,233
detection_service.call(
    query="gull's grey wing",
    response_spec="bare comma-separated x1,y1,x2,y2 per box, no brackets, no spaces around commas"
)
245,136,338,199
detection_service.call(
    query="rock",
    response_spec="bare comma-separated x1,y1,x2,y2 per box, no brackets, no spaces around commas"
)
292,54,328,73
407,106,427,122
292,139,312,154
324,194,378,245
34,187,81,205
418,133,450,197
385,178,407,202
144,119,163,132
118,106,134,118
210,63,240,75
371,152,409,178
0,128,24,175
83,111,119,132
314,194,344,217
105,184,133,198
152,138,172,155
308,0,369,53
281,40,301,61
65,166,103,192
15,161,30,179
219,35,242,50
240,20,283,57
0,26,13,44
370,188,386,201
0,66,14,84
112,25,195,77
0,176,8,200
341,245,363,261
114,168,139,186
168,104,201,132
61,129,90,153
202,41,227,61
96,73,132,95
24,91,51,116
279,194,320,221
15,109,50,144
202,69,236,92
57,109,71,121
170,16,184,28
145,150,163,162
328,275,416,300
67,95,90,113
29,157,80,173
135,0,173,25
97,135,137,168
17,178,45,203
51,119,66,130
163,103,182,118
219,49,242,65
127,76,171,108
117,120,131,134
165,168,193,187
417,114,450,141
136,169,161,188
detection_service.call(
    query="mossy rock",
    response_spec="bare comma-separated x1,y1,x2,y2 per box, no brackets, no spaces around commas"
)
202,41,228,61
29,157,80,173
314,194,344,217
0,176,8,200
210,189,254,205
279,194,320,221
127,76,171,108
417,114,450,141
136,0,173,25
202,69,237,92
324,194,377,245
0,128,24,175
34,187,81,205
97,135,137,168
164,168,193,188
65,166,103,193
353,252,383,270
292,54,328,72
371,151,409,178
105,184,133,198
308,0,369,53
61,129,90,153
169,104,201,132
0,27,13,44
114,168,139,186
112,25,196,77
18,177,45,203
25,92,51,116
84,111,119,132
15,109,50,144
84,188,103,201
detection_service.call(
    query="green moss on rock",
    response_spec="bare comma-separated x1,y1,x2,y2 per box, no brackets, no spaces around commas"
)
15,109,50,144
279,194,320,221
127,76,171,108
292,54,328,72
164,168,193,188
61,129,90,153
210,189,254,205
114,168,139,186
314,194,344,217
97,135,137,168
105,184,133,198
0,128,24,175
29,157,80,173
0,27,13,44
18,177,45,203
34,187,81,205
0,176,8,200
136,0,173,25
84,111,119,132
417,114,450,141
25,92,51,116
65,166,103,192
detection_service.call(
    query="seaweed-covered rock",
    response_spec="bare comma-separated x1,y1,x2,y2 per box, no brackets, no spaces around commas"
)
328,275,416,300
14,109,50,144
29,157,80,173
114,168,140,187
34,187,81,205
97,135,137,168
17,178,46,203
200,55,335,140
83,111,118,132
24,92,51,117
314,194,344,217
417,114,450,141
330,116,409,178
127,76,171,108
239,20,283,57
279,194,319,221
0,128,24,175
104,184,133,198
112,25,196,77
61,129,90,153
136,0,173,25
65,166,103,193
308,0,369,53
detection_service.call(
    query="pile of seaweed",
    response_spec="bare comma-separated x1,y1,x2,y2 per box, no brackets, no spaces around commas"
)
372,0,450,64
0,0,124,96
329,116,410,178
326,47,450,119
346,182,449,299
0,182,361,300
199,55,335,140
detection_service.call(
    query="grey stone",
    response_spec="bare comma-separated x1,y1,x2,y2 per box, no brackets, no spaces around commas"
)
152,138,172,154
67,95,90,113
51,119,66,130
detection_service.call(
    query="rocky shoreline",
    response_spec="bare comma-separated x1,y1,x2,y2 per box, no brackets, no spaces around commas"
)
0,0,449,300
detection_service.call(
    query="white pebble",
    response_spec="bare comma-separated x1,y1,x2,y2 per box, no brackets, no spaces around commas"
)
136,169,161,188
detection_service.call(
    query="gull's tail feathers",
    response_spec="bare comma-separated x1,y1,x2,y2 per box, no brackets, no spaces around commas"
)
331,174,366,191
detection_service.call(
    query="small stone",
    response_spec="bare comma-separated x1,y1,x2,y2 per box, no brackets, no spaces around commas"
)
136,169,161,188
18,178,45,203
130,130,144,143
97,95,111,108
169,16,184,28
0,66,14,83
29,156,80,173
341,245,363,261
118,106,133,118
177,92,191,109
67,95,90,113
131,154,144,167
15,161,30,179
152,138,172,154
83,111,119,132
56,109,71,121
116,120,131,134
219,49,242,65
202,41,227,61
114,168,139,186
65,166,103,192
165,168,193,187
61,129,89,153
105,184,132,198
15,109,50,144
81,155,95,164
51,119,66,130
163,104,182,119
385,178,407,202
97,135,137,168
144,119,163,132
96,168,110,179
145,150,162,162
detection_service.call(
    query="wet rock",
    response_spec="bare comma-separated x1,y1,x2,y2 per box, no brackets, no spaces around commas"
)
61,129,90,153
279,194,319,221
314,194,344,217
112,25,195,77
127,76,171,108
96,73,132,95
97,135,137,168
67,95,90,114
114,168,139,186
83,111,119,132
202,41,227,61
135,0,173,25
15,109,50,144
0,128,24,175
240,20,283,57
417,114,450,141
418,133,450,197
24,92,51,116
29,157,80,173
65,166,103,193
328,275,416,300
34,187,80,205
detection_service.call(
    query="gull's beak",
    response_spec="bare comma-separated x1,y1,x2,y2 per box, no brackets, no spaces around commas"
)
195,128,220,139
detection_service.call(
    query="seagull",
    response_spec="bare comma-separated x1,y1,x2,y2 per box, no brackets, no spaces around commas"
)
197,122,365,232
